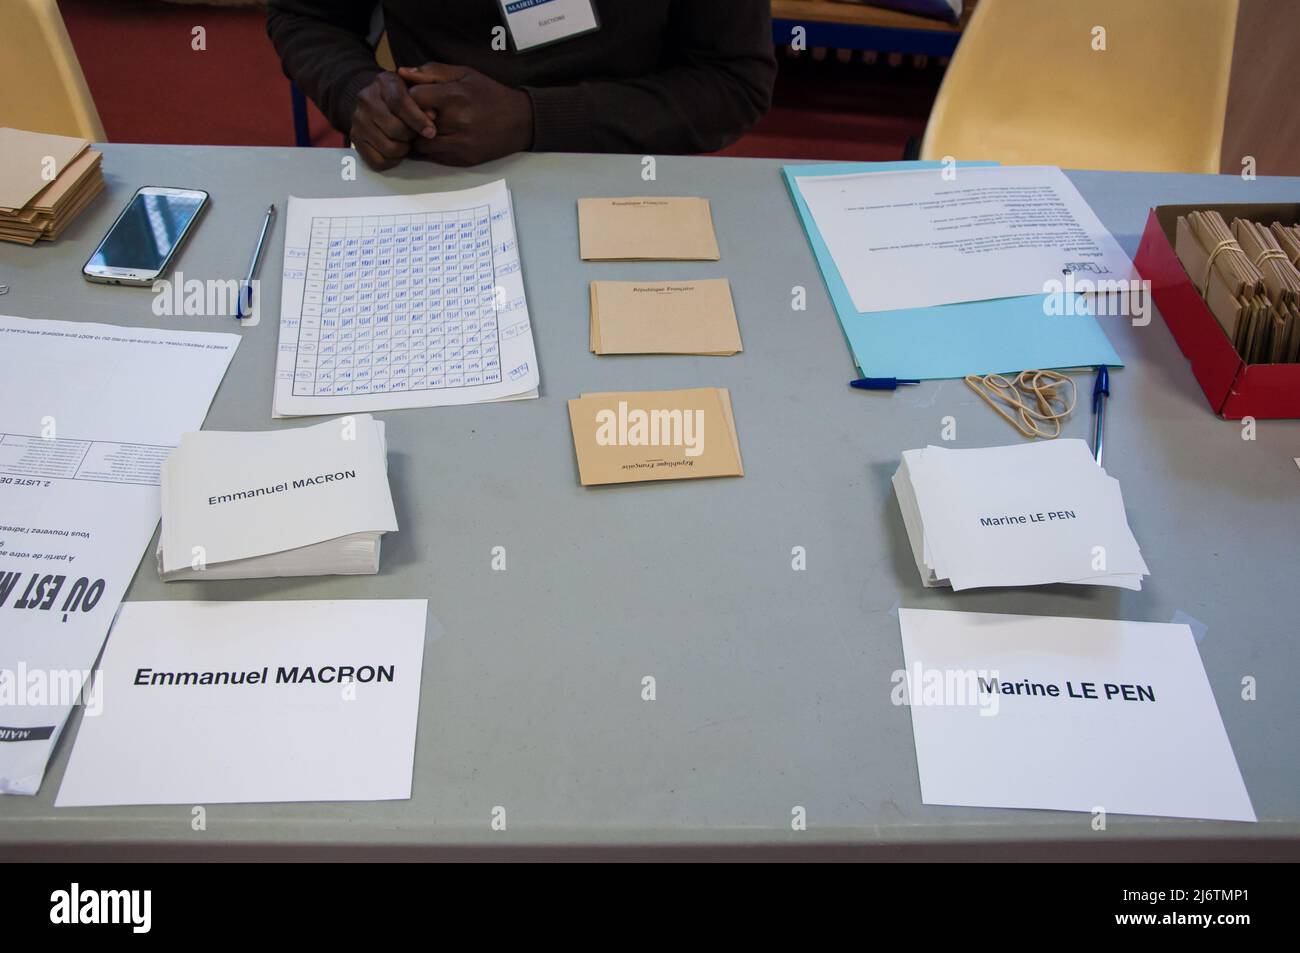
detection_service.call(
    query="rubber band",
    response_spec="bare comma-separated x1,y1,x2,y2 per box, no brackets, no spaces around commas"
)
1253,249,1289,269
963,370,1077,439
1200,237,1244,296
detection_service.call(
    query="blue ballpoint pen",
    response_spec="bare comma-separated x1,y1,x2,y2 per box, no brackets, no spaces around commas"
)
1091,365,1109,466
237,205,276,320
850,377,920,391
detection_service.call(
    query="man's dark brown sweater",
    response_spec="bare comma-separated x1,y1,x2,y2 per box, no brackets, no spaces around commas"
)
267,0,776,154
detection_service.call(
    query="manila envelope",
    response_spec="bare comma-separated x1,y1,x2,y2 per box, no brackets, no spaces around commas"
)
577,196,720,261
0,128,89,211
567,387,743,485
591,279,742,355
25,149,102,213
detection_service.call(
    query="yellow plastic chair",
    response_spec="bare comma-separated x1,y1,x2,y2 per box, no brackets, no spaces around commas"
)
376,31,396,72
920,0,1238,173
0,0,106,140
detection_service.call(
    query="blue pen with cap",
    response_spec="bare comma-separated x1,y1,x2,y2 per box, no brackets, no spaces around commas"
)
850,377,920,392
237,204,276,321
1091,365,1109,465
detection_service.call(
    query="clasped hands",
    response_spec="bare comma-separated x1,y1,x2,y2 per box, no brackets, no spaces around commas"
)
350,63,534,170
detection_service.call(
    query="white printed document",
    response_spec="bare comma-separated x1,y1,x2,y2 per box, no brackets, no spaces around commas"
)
274,179,539,417
56,599,428,807
793,165,1134,313
898,608,1256,822
0,316,238,795
158,414,397,580
893,439,1148,591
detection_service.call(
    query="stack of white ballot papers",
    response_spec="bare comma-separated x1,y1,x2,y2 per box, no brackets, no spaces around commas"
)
157,415,397,580
893,439,1148,591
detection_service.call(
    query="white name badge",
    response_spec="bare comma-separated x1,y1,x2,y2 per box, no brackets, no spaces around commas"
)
499,0,600,52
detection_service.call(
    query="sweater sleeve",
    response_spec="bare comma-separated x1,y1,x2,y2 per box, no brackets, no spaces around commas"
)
524,0,775,154
266,0,384,135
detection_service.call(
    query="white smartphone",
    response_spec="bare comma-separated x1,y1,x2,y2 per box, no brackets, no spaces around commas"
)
82,186,209,286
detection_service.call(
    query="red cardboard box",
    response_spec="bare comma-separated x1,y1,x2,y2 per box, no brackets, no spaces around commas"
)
1135,203,1300,419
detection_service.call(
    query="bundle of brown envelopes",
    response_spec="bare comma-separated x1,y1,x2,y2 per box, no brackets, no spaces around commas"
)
1175,210,1300,364
0,128,105,245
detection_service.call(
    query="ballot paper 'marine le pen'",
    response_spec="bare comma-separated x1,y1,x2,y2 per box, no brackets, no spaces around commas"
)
898,608,1255,822
893,439,1148,590
157,415,397,580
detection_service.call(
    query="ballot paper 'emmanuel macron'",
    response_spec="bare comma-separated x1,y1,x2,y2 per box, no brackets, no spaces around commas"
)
158,415,397,580
893,439,1149,591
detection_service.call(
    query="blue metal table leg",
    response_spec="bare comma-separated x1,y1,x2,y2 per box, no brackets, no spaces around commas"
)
291,83,310,148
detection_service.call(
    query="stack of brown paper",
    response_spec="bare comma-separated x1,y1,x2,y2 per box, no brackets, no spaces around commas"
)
589,279,742,355
0,128,104,245
1269,222,1300,273
577,197,720,261
1272,224,1300,361
1174,209,1300,364
1234,218,1300,306
1234,218,1300,362
566,387,743,486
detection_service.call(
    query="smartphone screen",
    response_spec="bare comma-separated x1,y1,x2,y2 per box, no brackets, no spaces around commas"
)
86,189,206,273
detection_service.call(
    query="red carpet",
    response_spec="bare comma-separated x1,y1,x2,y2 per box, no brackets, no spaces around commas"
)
60,0,940,159
60,0,337,147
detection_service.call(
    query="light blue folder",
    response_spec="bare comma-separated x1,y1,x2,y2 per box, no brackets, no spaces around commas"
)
782,162,1122,379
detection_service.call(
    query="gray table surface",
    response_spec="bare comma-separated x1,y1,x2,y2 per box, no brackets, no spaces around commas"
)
0,145,1296,860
